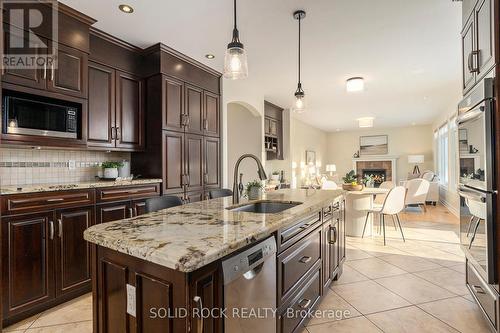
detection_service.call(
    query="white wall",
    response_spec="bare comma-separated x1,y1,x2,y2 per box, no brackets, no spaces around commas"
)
226,103,263,189
326,125,434,180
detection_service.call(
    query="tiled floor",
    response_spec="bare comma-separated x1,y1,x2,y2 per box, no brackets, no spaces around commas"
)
4,205,491,333
303,205,492,333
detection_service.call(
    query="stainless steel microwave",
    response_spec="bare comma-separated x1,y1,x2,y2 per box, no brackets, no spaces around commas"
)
2,93,80,139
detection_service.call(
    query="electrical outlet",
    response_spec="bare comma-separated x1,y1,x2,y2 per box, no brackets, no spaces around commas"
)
126,284,136,317
68,160,76,170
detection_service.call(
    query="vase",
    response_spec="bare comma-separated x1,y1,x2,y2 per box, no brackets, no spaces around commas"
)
248,187,262,200
103,168,118,179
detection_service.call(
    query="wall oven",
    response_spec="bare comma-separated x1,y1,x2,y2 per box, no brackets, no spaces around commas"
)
2,91,81,139
457,78,497,284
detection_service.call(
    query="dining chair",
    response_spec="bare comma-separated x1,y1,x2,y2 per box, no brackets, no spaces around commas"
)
373,181,395,206
362,186,407,245
208,188,233,199
321,180,338,190
145,195,183,213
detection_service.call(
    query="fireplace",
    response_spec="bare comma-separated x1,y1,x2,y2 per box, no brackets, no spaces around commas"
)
361,169,387,187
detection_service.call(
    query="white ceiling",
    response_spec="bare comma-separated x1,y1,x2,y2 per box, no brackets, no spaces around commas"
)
61,0,463,132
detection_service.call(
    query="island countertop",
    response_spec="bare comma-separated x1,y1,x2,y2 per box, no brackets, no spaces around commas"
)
84,189,344,273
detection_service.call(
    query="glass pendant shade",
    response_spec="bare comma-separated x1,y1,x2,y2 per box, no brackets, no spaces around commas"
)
293,95,306,113
223,46,248,79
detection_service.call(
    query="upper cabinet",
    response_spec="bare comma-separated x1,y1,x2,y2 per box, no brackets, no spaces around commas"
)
264,101,284,160
47,43,88,98
461,0,495,93
204,92,220,137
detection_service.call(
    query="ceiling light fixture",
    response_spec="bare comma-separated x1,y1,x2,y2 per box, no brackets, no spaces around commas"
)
205,54,215,59
118,4,134,13
346,77,364,92
357,117,374,128
292,10,306,113
223,0,248,79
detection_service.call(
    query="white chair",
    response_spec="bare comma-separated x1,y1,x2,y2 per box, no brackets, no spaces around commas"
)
421,171,436,182
404,178,430,212
321,180,338,190
373,181,395,206
362,186,406,245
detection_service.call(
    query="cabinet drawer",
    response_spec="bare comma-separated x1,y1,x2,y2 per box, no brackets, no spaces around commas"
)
1,190,95,215
466,261,497,328
278,226,321,305
278,266,321,333
96,184,160,203
278,212,321,252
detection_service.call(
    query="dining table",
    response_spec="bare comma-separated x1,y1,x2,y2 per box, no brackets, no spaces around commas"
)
344,187,390,237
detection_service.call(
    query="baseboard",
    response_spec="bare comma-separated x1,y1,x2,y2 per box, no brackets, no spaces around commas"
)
440,198,459,217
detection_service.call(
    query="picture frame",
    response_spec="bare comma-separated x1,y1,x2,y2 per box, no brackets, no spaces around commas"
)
359,135,388,155
306,150,316,166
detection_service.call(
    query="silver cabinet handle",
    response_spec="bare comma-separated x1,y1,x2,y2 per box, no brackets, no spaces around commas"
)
329,226,337,244
299,256,312,264
193,296,203,333
473,285,486,294
129,208,134,218
58,218,62,238
49,221,54,240
116,127,120,140
43,61,47,79
203,118,208,130
298,298,311,309
471,50,480,73
46,198,64,203
111,127,115,140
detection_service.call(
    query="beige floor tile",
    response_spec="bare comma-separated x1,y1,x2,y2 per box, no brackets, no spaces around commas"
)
306,289,361,326
348,242,407,257
375,274,455,304
462,294,475,302
419,296,492,333
307,316,382,333
25,321,92,333
346,257,407,279
3,313,41,332
331,263,369,285
448,263,466,275
379,253,442,272
332,280,410,314
414,267,469,296
31,294,92,328
345,247,373,261
367,305,459,333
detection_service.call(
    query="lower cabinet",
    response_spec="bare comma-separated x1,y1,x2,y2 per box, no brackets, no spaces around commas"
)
1,207,94,325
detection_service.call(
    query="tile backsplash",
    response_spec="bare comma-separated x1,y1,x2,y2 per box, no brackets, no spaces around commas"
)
0,148,130,186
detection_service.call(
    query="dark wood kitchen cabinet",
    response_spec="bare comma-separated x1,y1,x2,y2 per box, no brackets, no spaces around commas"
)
87,62,144,151
185,85,204,135
204,91,220,137
264,101,284,160
163,130,185,194
96,202,130,224
185,134,204,193
461,0,495,93
204,137,221,189
163,76,185,132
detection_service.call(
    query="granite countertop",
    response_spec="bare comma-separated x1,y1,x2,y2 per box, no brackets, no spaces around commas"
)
0,178,163,195
84,189,344,273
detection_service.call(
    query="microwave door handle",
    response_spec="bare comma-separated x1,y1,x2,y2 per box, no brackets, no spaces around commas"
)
457,107,484,125
458,188,487,203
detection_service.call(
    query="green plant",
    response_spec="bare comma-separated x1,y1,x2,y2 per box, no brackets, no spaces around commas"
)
244,180,264,197
272,171,280,175
362,174,373,185
342,170,359,184
101,161,124,169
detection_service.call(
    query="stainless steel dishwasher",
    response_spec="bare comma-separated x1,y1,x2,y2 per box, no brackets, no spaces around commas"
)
222,236,277,333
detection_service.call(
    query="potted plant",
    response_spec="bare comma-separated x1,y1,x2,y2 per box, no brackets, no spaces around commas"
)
363,174,374,188
342,170,363,191
101,161,124,179
245,180,264,200
271,171,281,182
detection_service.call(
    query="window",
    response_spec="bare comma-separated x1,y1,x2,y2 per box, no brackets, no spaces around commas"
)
437,123,449,185
448,116,458,190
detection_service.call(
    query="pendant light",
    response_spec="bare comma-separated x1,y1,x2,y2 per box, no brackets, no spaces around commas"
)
223,0,248,79
292,10,306,113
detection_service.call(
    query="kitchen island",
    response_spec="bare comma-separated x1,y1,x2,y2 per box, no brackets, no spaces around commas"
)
84,189,345,333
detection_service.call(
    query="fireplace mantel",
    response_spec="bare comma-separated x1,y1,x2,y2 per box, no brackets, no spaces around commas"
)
353,155,399,182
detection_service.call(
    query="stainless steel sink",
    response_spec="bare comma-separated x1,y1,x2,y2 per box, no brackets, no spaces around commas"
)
227,201,302,213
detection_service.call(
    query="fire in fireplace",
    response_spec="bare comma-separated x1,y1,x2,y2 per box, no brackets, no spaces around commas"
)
362,169,387,187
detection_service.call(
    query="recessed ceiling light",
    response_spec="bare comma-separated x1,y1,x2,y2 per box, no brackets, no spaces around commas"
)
357,117,374,128
205,54,215,59
119,4,134,13
346,77,364,92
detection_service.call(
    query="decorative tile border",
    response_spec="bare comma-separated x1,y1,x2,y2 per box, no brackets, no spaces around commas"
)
0,161,102,168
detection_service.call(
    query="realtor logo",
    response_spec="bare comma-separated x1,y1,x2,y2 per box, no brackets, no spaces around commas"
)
2,0,58,70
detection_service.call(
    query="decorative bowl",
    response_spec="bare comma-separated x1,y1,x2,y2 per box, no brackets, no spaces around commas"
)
342,184,364,191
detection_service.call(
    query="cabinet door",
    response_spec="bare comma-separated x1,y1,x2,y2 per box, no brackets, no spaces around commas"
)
2,24,47,90
203,92,219,137
264,118,271,136
115,71,144,151
185,191,204,204
475,0,494,78
96,202,131,224
2,212,55,318
87,62,115,148
204,137,220,188
163,131,185,194
131,200,147,217
47,43,88,98
185,85,204,135
163,76,184,132
329,220,339,279
322,220,331,288
270,119,278,136
185,134,204,192
55,207,93,297
339,202,346,262
189,262,223,333
462,17,476,92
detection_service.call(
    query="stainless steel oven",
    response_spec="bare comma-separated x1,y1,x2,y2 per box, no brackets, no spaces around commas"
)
2,91,80,139
457,77,497,284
